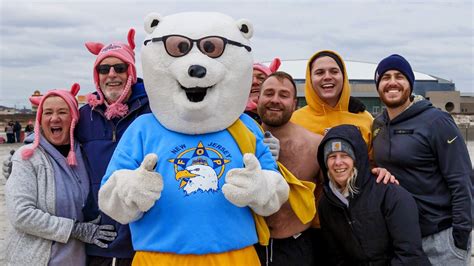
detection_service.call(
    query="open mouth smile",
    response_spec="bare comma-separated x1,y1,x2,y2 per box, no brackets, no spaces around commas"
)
180,85,213,102
321,84,335,89
266,106,283,112
51,127,63,135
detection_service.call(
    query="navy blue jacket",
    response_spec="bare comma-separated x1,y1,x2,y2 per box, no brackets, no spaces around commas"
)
76,78,151,258
318,125,430,265
372,100,472,244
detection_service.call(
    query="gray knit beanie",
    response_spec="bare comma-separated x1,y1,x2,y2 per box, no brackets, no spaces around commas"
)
323,138,355,166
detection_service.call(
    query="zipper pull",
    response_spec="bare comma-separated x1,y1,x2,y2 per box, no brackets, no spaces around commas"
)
112,130,116,142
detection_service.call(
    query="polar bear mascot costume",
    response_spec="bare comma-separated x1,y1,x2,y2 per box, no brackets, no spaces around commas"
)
98,12,292,265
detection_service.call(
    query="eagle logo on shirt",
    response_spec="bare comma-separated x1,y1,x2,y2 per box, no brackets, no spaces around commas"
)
168,141,231,195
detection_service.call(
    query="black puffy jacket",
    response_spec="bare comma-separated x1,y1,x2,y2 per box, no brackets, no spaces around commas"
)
317,125,430,266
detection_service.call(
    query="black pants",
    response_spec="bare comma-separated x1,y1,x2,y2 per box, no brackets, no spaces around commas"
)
6,133,14,143
309,228,330,266
254,229,315,266
87,256,133,266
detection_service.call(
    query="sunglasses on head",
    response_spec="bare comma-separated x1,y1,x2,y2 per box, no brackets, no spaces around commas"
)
143,35,252,58
96,63,129,74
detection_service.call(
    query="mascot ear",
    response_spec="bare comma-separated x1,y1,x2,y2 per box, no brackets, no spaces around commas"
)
144,12,162,34
85,42,104,55
236,19,253,39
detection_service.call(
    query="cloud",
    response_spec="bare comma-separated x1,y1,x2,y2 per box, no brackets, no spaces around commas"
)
0,0,472,108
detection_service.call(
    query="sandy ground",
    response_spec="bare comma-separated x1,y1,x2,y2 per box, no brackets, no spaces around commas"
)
0,142,21,264
0,141,473,263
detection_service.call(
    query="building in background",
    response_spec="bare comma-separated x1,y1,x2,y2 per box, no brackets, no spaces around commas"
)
425,91,474,114
24,64,474,141
30,91,88,111
271,59,472,116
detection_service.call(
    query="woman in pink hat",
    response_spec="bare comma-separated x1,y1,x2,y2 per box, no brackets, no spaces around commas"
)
5,83,116,266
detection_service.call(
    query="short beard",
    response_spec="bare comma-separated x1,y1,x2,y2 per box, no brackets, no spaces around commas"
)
383,94,411,108
259,108,292,127
103,90,123,104
380,87,411,109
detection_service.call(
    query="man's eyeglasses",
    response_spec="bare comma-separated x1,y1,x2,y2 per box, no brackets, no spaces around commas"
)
143,35,252,58
96,63,129,75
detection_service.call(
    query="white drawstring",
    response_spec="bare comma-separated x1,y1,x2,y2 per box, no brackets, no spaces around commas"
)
265,238,275,266
270,238,274,263
265,244,269,266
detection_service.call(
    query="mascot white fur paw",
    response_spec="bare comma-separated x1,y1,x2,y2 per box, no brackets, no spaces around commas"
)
223,153,288,216
98,154,163,224
98,12,288,265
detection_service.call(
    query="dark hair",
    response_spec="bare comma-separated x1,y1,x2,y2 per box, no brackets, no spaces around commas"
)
310,51,345,79
262,71,297,99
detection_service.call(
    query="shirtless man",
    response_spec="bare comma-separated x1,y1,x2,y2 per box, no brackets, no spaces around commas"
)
255,71,323,266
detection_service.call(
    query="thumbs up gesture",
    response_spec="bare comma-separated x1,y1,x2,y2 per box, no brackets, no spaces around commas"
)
99,154,164,224
223,153,289,216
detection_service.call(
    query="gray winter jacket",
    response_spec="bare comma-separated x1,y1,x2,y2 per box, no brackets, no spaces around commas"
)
5,144,76,265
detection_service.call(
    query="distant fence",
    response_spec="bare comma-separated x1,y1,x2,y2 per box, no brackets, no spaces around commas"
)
451,114,472,143
459,125,474,143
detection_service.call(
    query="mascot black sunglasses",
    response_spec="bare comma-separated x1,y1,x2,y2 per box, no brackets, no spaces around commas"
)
144,35,252,58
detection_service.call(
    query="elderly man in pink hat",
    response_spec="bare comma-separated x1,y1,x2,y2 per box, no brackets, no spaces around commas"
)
77,29,151,265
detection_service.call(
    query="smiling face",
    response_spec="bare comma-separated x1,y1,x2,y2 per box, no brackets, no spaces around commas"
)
98,57,131,104
326,151,354,190
310,56,344,107
258,75,297,127
377,70,411,109
40,96,72,146
248,69,267,108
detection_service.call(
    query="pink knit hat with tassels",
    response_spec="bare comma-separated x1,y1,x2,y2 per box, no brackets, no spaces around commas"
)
85,28,137,119
253,58,281,76
22,83,81,166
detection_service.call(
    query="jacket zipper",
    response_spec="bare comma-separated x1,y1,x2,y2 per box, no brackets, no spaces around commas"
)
93,100,143,143
325,190,367,260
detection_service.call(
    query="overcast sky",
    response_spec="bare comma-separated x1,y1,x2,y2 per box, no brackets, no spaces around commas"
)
1,0,473,108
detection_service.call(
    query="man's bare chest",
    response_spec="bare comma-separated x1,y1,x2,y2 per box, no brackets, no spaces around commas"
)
279,139,319,182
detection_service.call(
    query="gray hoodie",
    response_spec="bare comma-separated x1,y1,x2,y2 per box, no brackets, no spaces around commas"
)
5,136,89,266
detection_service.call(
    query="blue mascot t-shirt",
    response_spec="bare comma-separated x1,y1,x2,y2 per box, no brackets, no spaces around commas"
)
101,113,277,254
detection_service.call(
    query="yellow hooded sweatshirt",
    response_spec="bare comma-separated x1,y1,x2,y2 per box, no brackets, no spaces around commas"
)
291,50,373,149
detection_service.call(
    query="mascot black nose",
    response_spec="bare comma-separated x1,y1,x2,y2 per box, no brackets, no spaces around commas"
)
188,65,207,78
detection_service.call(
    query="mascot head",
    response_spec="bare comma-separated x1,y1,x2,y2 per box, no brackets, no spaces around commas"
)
141,12,254,134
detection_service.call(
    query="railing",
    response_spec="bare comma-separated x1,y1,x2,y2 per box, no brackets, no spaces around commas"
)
459,124,474,143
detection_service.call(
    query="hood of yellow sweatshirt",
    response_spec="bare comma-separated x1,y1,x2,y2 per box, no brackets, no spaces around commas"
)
291,50,374,149
304,50,350,114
